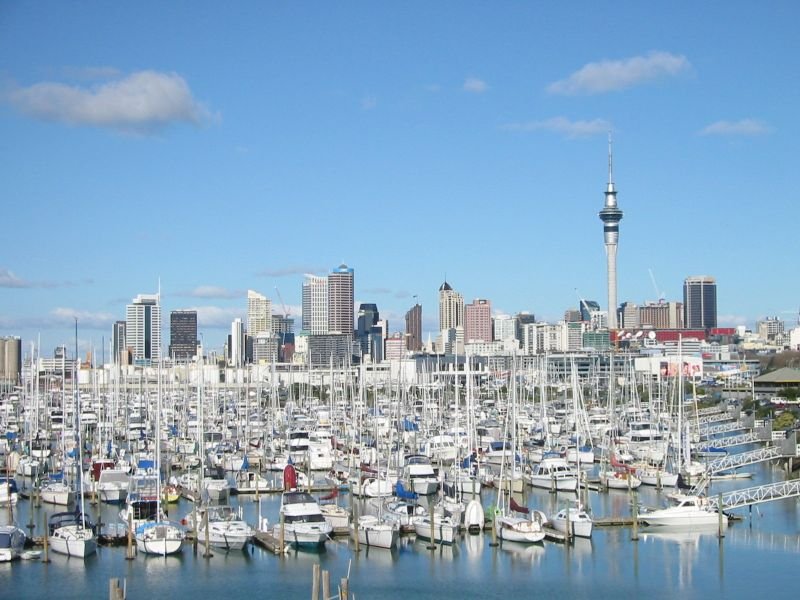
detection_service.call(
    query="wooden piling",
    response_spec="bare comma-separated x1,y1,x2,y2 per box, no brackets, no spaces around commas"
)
631,493,639,541
203,510,213,558
322,569,331,600
427,514,437,550
126,513,135,560
42,512,50,563
718,493,725,539
311,563,320,600
339,577,349,600
108,578,125,600
279,512,286,555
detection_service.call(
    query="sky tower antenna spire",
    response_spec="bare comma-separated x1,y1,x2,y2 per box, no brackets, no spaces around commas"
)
608,132,613,183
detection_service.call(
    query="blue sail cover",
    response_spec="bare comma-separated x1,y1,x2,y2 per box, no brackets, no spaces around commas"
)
399,418,418,432
394,480,418,500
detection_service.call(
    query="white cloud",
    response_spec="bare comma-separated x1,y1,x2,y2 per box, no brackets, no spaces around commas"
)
700,119,772,136
547,51,690,95
8,70,212,133
463,77,488,94
0,268,31,288
188,306,245,328
50,308,116,329
502,117,611,138
717,314,749,327
0,267,92,288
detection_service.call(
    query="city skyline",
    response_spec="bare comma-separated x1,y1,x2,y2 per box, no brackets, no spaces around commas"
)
2,3,798,354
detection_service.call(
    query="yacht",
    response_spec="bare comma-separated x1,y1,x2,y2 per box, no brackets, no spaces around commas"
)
550,500,593,538
401,454,439,496
273,489,333,548
639,493,727,527
527,457,579,492
0,525,26,562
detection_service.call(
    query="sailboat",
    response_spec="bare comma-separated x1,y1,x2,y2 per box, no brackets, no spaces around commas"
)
133,359,184,556
50,322,97,558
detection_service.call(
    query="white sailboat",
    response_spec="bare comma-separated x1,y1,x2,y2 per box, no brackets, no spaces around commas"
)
134,358,184,556
50,322,97,558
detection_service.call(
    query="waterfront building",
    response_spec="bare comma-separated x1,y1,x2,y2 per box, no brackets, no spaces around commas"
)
302,275,328,334
405,303,422,352
125,293,161,365
111,321,128,365
564,309,582,323
247,290,272,337
598,138,623,329
169,310,197,361
465,299,492,343
0,336,21,384
683,276,717,329
328,264,354,337
308,333,351,368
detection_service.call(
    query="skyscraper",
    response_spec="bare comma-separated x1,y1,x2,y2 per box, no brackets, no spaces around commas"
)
599,139,623,330
169,310,197,360
405,303,422,352
247,289,272,336
111,321,127,364
438,281,464,331
356,303,379,355
683,276,717,329
229,317,245,367
465,299,492,343
328,264,354,337
125,293,161,364
302,275,328,334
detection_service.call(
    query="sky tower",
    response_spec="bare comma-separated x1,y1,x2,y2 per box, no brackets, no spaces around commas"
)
599,137,623,330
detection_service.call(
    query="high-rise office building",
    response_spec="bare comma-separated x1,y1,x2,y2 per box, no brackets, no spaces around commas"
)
493,314,516,343
579,300,601,323
683,276,717,329
465,299,492,343
125,293,161,364
229,318,245,367
598,138,623,329
111,321,127,365
639,301,684,329
247,290,272,336
356,303,379,356
302,275,328,334
169,310,197,360
438,281,464,331
328,264,354,337
405,303,422,352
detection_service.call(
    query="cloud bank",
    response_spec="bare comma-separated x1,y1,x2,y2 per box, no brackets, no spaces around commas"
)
7,70,212,133
547,51,690,95
700,119,772,136
502,117,611,138
463,77,488,93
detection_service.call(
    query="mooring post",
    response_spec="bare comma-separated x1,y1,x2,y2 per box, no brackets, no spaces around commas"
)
631,493,639,541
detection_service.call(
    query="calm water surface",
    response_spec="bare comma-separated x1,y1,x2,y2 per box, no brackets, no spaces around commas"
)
2,459,798,599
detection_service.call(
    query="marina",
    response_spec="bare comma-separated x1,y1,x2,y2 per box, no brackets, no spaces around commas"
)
1,364,799,598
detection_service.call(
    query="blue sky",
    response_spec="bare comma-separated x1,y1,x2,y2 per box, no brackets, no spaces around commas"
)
1,2,798,356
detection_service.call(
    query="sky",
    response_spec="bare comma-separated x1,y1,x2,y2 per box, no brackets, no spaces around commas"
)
1,2,798,358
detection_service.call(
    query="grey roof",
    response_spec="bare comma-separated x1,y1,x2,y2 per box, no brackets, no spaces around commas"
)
439,281,453,292
754,367,800,384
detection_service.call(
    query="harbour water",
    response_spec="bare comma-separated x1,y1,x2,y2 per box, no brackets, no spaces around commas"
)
2,457,798,599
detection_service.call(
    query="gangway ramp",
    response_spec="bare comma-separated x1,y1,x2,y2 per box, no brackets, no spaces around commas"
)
694,431,764,452
708,479,800,511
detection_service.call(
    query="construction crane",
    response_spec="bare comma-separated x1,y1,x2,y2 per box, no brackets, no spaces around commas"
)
274,286,291,319
274,287,291,360
648,268,666,303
